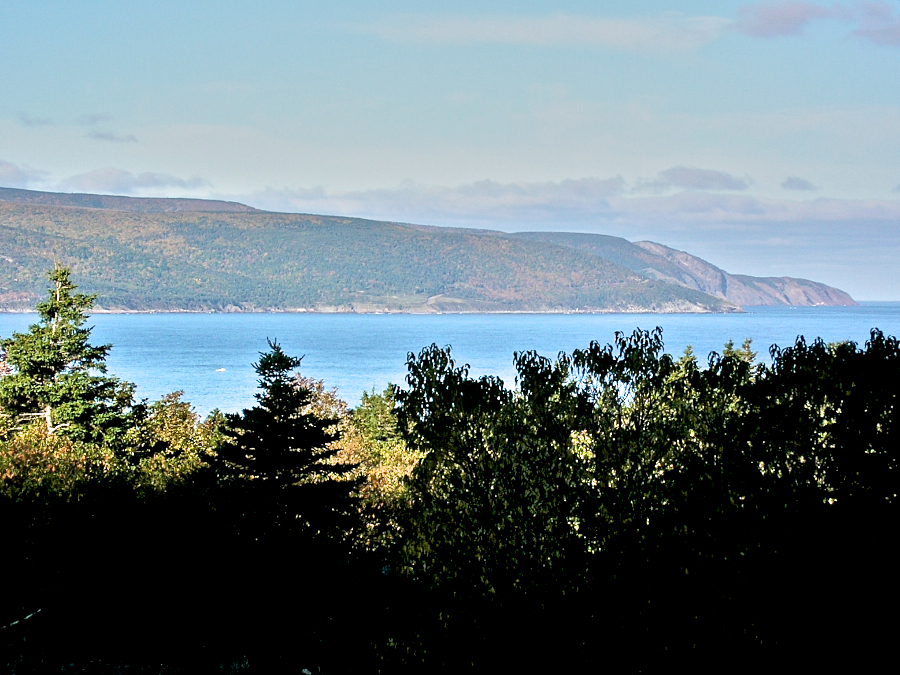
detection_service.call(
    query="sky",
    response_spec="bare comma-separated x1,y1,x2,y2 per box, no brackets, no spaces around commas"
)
1,1,899,299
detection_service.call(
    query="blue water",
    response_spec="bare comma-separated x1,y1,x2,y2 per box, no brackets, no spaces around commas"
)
2,304,899,417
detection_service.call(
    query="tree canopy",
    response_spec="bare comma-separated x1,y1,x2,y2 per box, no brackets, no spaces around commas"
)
0,266,134,443
1,269,896,671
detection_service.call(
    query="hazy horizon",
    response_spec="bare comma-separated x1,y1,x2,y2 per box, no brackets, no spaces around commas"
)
2,1,898,299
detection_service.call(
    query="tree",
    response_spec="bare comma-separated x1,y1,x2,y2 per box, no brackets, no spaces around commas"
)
0,266,134,444
123,391,220,494
210,339,359,541
394,344,595,604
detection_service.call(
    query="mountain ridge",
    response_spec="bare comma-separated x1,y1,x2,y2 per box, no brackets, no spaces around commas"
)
510,231,856,307
0,186,259,214
0,187,854,313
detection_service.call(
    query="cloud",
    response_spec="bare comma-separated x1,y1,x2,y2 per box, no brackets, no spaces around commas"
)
240,177,900,233
246,177,627,225
87,130,138,143
854,1,900,45
359,13,731,53
18,113,54,127
0,160,49,188
58,168,209,195
781,176,818,190
76,113,113,126
636,166,751,193
731,1,900,45
609,191,900,225
732,1,838,37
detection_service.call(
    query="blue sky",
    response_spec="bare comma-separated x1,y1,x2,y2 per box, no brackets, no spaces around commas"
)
2,1,899,299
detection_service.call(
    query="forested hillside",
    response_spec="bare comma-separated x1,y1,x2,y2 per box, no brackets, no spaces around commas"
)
0,188,854,312
0,199,731,313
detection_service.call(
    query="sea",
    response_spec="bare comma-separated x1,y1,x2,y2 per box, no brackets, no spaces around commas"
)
2,303,899,418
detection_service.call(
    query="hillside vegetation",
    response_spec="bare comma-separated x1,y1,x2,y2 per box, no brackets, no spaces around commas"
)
0,188,853,312
2,272,894,670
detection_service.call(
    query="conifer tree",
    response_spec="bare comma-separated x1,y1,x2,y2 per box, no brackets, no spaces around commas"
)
0,266,134,443
212,339,359,541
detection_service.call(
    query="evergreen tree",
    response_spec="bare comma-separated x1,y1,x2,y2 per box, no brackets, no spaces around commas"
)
0,266,134,443
212,339,359,541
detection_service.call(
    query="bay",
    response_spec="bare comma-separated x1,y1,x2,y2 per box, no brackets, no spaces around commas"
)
2,304,898,417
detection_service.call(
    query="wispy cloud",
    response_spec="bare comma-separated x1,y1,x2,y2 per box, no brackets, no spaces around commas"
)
58,168,209,195
359,13,731,53
612,192,900,224
0,160,49,188
782,176,818,190
635,166,751,193
87,130,138,143
241,176,900,231
18,113,54,127
732,1,900,45
732,1,839,37
76,113,113,126
854,1,900,45
246,177,627,225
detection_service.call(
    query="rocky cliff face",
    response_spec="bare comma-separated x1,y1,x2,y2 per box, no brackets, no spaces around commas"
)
633,241,856,307
510,231,855,308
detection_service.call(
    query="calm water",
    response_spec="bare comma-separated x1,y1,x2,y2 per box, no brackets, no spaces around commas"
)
2,304,898,417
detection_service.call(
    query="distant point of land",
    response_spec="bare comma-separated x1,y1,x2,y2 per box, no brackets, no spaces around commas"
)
0,187,855,313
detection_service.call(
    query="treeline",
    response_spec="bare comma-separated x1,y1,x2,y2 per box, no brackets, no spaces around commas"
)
1,268,896,672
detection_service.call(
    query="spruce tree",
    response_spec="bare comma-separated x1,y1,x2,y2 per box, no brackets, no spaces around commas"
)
212,339,359,541
0,266,134,443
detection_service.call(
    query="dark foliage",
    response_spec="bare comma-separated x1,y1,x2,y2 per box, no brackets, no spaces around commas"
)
2,273,896,671
382,328,899,671
208,338,360,543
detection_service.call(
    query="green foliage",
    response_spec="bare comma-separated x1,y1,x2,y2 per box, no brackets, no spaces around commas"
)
395,345,594,601
0,422,121,502
347,388,420,506
0,266,134,444
209,339,360,541
2,269,895,669
322,386,421,552
124,391,220,493
0,200,734,313
387,327,899,666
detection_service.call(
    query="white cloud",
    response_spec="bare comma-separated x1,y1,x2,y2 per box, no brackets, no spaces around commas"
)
359,13,732,54
240,176,900,229
245,177,627,224
609,191,900,225
0,160,49,188
58,168,209,195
